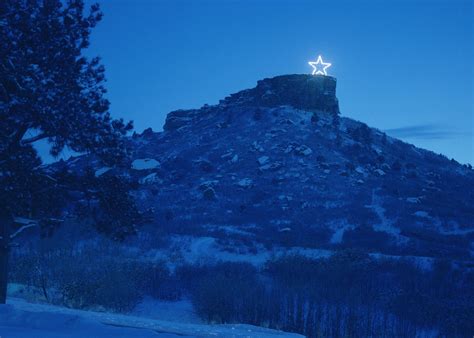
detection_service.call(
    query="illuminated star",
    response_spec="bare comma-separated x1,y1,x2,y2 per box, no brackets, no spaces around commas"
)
308,55,331,76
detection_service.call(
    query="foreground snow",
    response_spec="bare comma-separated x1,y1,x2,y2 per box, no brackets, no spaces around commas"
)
0,298,303,338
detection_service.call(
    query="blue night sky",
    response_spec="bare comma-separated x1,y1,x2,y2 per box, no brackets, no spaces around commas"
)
68,0,472,164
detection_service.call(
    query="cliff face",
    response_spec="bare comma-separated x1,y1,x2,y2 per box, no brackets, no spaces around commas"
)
221,74,339,112
163,75,339,131
62,74,474,263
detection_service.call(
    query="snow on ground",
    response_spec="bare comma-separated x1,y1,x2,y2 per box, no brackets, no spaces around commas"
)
139,172,163,184
146,235,333,269
0,298,303,338
95,167,111,177
328,220,354,244
0,301,181,338
413,211,474,236
132,297,202,324
369,253,434,270
131,158,160,170
366,189,408,244
237,178,253,188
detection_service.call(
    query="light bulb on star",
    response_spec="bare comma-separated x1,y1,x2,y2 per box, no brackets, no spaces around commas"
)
308,55,331,76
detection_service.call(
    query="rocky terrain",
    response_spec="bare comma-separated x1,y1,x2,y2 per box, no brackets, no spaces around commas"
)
55,74,474,266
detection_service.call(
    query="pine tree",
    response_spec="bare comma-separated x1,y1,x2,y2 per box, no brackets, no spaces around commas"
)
0,0,133,304
94,175,141,240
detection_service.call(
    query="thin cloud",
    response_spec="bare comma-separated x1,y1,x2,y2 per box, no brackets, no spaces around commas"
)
384,124,470,140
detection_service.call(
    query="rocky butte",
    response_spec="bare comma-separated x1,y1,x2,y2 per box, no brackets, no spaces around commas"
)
59,74,474,263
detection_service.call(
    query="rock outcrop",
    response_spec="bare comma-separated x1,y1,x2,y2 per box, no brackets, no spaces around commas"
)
164,74,339,131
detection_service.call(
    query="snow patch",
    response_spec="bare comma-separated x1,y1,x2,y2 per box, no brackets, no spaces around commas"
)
95,167,111,177
132,158,160,170
366,190,408,244
406,197,421,204
374,169,385,176
355,166,367,175
237,178,253,188
413,211,430,218
139,173,162,185
258,156,270,165
329,221,354,244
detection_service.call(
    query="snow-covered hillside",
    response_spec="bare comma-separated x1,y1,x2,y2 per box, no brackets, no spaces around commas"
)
50,74,474,262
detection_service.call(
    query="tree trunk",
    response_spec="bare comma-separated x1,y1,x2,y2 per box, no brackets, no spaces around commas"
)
0,209,12,304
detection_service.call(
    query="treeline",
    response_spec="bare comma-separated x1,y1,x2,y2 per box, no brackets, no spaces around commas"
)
9,246,474,337
184,251,474,337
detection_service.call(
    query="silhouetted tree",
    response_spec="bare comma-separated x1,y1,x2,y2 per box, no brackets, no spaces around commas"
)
0,0,133,303
93,175,141,240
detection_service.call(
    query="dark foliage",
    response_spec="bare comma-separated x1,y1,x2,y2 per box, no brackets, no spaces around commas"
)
184,253,474,337
10,245,474,336
185,262,264,323
9,245,173,312
0,0,135,303
0,0,134,211
0,0,132,163
93,175,141,240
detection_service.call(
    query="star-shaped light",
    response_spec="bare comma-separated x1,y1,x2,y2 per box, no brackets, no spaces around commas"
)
308,55,331,76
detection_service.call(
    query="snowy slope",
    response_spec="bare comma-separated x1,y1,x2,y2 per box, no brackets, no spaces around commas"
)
50,74,474,264
0,298,303,338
